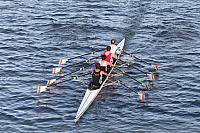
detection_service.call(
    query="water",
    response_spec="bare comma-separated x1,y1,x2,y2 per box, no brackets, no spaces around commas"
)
0,0,200,132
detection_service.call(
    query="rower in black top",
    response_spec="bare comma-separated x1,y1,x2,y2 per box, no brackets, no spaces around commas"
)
89,63,108,90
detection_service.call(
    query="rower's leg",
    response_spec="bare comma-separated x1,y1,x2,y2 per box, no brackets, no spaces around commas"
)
116,54,119,59
88,82,93,90
113,58,116,64
102,75,106,82
107,65,111,73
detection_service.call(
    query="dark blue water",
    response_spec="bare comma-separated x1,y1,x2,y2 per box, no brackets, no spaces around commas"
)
0,0,200,132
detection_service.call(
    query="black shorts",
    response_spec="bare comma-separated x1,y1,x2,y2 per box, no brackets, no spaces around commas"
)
88,82,100,90
107,65,111,73
113,58,117,64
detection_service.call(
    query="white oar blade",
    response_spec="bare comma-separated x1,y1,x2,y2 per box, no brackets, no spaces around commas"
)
59,58,68,65
37,86,47,93
52,67,62,74
47,79,56,85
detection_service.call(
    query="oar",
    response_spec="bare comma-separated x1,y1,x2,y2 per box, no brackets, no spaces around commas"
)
59,49,104,65
132,63,159,80
50,66,86,83
115,67,143,84
37,77,72,93
116,68,153,90
130,64,159,80
50,61,95,85
40,57,97,93
37,70,91,93
132,66,156,81
119,80,137,94
119,59,156,80
38,66,88,93
53,56,99,74
37,76,76,93
124,51,159,71
119,80,146,102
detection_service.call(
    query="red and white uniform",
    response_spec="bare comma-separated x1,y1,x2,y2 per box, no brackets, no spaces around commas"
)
103,52,112,62
99,60,107,72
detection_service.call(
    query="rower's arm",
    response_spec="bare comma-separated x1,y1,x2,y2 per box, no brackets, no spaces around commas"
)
91,70,94,75
101,71,108,76
107,62,114,67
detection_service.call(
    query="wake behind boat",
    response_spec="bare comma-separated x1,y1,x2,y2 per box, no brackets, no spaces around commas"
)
75,38,126,122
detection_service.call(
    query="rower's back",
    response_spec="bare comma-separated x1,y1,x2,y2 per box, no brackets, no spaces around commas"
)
90,63,102,90
92,69,101,87
99,54,107,73
103,46,112,63
110,39,117,55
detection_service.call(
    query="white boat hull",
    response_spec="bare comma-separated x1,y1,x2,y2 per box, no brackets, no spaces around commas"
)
75,38,125,122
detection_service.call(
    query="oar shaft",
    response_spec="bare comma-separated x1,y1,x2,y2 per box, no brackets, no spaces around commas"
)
57,62,94,80
119,59,147,75
116,67,143,85
56,69,78,80
125,73,143,85
62,60,84,69
124,52,151,65
67,49,104,61
62,56,98,69
48,77,72,87
48,71,91,87
132,66,147,75
120,81,137,94
133,55,151,65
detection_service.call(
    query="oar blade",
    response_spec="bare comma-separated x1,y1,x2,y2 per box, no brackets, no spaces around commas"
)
151,64,159,71
37,86,47,93
59,58,68,65
138,91,145,102
147,73,155,80
52,67,62,74
155,64,159,71
47,79,56,85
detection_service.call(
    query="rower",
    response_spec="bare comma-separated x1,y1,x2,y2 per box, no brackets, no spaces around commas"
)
103,46,117,73
89,63,108,90
99,54,114,81
110,38,117,54
109,38,118,64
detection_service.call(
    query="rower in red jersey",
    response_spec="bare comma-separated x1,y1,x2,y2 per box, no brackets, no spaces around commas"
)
103,46,117,73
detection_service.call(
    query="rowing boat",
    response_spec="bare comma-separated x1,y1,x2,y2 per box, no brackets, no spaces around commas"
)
75,38,125,122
